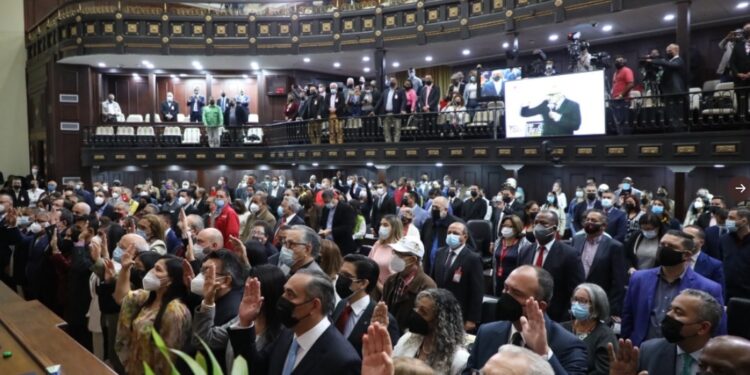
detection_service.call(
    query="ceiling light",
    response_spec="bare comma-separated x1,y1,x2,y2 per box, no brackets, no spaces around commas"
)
333,62,341,68
312,162,319,167
738,2,749,9
363,67,371,73
362,56,370,62
303,57,311,63
97,62,106,67
392,62,400,68
250,61,260,70
179,73,186,77
502,42,510,49
366,162,374,167
548,34,559,41
132,73,140,79
425,55,433,62
170,74,176,78
242,74,249,79
714,164,726,168
192,61,201,68
663,13,675,21
435,162,443,167
462,49,471,56
602,24,613,32
142,60,150,66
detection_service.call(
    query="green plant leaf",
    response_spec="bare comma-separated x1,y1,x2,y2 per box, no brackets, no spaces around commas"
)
150,327,179,375
196,336,224,375
144,361,156,375
195,351,208,372
170,349,208,375
231,355,249,375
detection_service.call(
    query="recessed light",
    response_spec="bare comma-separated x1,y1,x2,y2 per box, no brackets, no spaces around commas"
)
250,61,260,70
502,42,510,49
363,67,371,73
362,56,370,62
663,13,675,21
738,1,749,9
462,49,471,56
312,162,319,167
97,62,106,67
548,34,559,41
132,73,140,79
170,74,176,78
142,60,150,66
303,57,311,63
366,162,374,167
435,162,444,167
179,73,186,77
425,56,433,62
392,62,400,68
192,61,201,68
333,62,341,68
714,164,726,168
602,24,613,32
242,74,249,79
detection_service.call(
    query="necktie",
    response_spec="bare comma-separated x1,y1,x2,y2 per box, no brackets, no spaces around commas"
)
445,250,456,268
681,352,694,375
282,339,300,375
281,216,287,225
511,332,524,347
535,246,546,267
336,304,353,334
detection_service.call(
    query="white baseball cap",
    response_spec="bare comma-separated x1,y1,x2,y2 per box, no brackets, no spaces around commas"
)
390,237,425,259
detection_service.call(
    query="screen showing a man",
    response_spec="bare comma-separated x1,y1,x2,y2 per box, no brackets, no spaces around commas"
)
480,68,522,98
504,70,605,138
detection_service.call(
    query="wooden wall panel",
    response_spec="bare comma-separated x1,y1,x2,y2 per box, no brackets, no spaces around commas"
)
50,64,91,181
103,76,152,119
210,77,259,115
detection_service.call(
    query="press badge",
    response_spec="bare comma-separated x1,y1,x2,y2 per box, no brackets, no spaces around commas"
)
453,267,463,283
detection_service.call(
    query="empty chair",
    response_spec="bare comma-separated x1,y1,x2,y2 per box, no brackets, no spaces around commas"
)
162,126,182,146
703,79,721,93
689,88,702,111
702,82,736,116
182,127,201,145
245,127,264,144
125,114,144,123
468,110,491,127
629,90,643,110
177,113,188,123
137,126,156,146
153,114,162,123
116,126,135,146
144,114,150,122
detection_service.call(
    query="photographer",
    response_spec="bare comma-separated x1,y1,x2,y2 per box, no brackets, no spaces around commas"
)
575,46,594,73
646,44,687,131
717,29,742,82
639,49,664,99
729,23,750,115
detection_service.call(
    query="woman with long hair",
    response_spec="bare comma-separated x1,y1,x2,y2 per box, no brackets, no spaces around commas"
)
650,197,681,230
393,288,469,375
136,214,167,255
368,214,404,288
492,215,526,295
114,254,191,375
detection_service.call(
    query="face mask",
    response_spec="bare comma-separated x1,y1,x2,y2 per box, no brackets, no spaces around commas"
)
547,196,555,204
406,310,430,335
181,182,190,189
615,62,625,69
443,180,450,186
661,315,690,343
501,227,515,239
693,201,704,210
584,223,602,235
277,206,285,217
325,203,335,210
502,196,512,204
28,222,43,234
571,302,591,321
335,276,356,299
642,230,658,239
622,183,631,190
142,270,163,291
190,273,206,296
431,209,441,222
533,224,556,244
658,246,685,267
215,199,225,209
651,205,664,215
48,184,56,191
32,168,38,174
250,203,260,214
276,297,311,328
625,202,635,211
176,197,186,206
378,226,391,239
389,255,406,273
425,80,432,86
279,247,295,267
726,220,738,233
495,292,524,321
586,193,597,201
17,216,30,226
193,244,207,261
0,205,5,214
376,188,386,196
575,191,584,198
94,196,105,206
113,246,124,262
446,234,462,249
601,198,613,208
470,191,478,198
167,96,174,102
448,191,456,198
136,229,148,240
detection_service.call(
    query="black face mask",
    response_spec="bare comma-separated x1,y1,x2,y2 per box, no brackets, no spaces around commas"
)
624,203,635,211
525,231,536,243
495,293,524,322
661,315,690,343
586,193,597,201
615,62,625,69
276,297,311,328
502,196,512,204
335,276,355,299
470,191,478,198
389,82,397,88
431,209,441,221
658,246,685,267
448,191,456,198
401,198,410,207
529,212,538,221
424,81,432,86
584,223,602,235
406,310,430,335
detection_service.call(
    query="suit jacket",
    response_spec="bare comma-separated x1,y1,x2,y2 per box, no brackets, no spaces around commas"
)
370,195,397,235
730,41,750,76
572,200,602,232
8,189,30,207
464,318,588,375
571,234,627,315
302,95,324,120
160,100,180,121
372,87,406,115
187,95,206,113
228,324,361,375
431,245,484,323
25,173,46,187
267,187,286,217
637,338,677,375
449,197,464,219
223,105,248,126
651,56,687,94
603,208,627,243
518,241,585,322
382,270,437,331
520,98,582,136
417,84,441,112
622,266,726,346
420,214,464,274
217,95,230,111
481,80,503,97
165,229,181,255
461,198,487,222
703,225,724,260
330,299,400,356
319,202,357,255
694,251,724,289
320,91,346,118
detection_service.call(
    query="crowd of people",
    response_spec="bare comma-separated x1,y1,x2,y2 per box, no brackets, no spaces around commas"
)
1,165,750,374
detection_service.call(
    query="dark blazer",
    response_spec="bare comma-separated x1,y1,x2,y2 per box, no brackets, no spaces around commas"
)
637,338,677,375
431,245,484,323
417,84,441,112
694,251,725,288
420,214,464,274
719,231,750,302
25,172,46,187
370,194,397,235
444,82,466,101
223,105,248,126
449,197,464,219
572,200,602,232
372,87,406,115
228,324,361,375
165,229,181,255
8,189,30,207
266,186,285,218
571,234,627,316
651,56,687,94
696,211,713,229
622,266,726,346
320,91,346,118
330,299,400,356
0,216,21,287
730,41,750,77
603,208,628,243
464,317,588,375
382,270,437,331
319,201,357,255
461,198,487,222
561,321,617,375
703,225,724,260
187,95,206,113
301,95,323,120
520,98,582,136
160,100,180,121
518,241,585,322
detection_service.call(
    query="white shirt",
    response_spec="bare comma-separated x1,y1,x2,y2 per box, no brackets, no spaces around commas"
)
283,213,297,224
675,346,701,375
27,188,45,205
343,295,371,338
689,251,701,270
102,100,121,115
446,244,466,268
292,317,331,368
330,93,337,109
405,224,420,239
535,239,556,266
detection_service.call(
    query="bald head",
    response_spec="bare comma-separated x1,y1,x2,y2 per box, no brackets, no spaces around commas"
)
118,233,149,254
73,202,91,216
482,345,553,375
432,196,449,211
700,335,750,374
197,228,224,251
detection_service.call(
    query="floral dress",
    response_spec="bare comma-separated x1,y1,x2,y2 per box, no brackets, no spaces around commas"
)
115,289,192,375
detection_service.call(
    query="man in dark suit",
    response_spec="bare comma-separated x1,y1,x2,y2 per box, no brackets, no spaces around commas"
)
371,77,406,143
7,177,30,208
321,82,347,144
418,75,441,112
703,207,728,260
572,183,602,232
266,176,286,219
447,188,464,219
520,92,582,136
730,24,750,115
187,87,206,122
465,265,588,374
518,210,585,322
648,43,687,129
331,254,399,356
223,99,248,127
421,196,464,275
370,182,396,236
622,230,726,346
481,71,504,97
696,196,727,230
609,289,723,375
571,209,627,317
491,185,526,237
229,269,361,375
302,86,324,144
319,190,356,255
683,225,725,288
25,165,45,189
461,185,487,222
160,92,180,122
720,208,750,302
272,196,306,247
430,222,484,331
601,190,627,242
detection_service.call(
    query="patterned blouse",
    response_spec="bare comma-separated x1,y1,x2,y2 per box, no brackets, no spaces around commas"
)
115,289,192,375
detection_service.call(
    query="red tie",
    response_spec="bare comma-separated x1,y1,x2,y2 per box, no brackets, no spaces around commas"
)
336,304,353,334
535,246,546,267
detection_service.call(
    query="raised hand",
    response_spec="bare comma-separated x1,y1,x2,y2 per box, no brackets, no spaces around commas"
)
371,301,389,327
202,263,221,305
362,322,394,375
50,227,60,254
608,339,640,375
229,235,249,266
103,259,116,282
238,277,264,327
519,297,548,357
182,258,195,288
120,247,135,270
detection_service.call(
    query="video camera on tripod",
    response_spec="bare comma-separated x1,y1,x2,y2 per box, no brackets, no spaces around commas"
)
567,31,610,70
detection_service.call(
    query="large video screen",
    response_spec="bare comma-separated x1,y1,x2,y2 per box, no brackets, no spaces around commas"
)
504,70,606,138
479,68,522,98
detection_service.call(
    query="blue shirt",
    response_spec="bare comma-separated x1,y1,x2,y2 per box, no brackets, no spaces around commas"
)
325,205,337,240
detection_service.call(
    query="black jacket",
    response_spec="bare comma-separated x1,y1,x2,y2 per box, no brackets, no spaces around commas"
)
420,214,464,274
417,84,441,112
520,98,582,136
330,299,400,357
372,87,406,115
301,95,323,120
223,105,248,126
320,91,346,118
370,194,397,235
651,56,687,94
461,197,487,222
160,100,180,121
571,234,627,316
319,201,357,255
431,245,484,323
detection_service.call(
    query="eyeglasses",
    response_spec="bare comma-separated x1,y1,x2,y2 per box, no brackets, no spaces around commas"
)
571,298,591,304
283,240,307,248
337,273,360,281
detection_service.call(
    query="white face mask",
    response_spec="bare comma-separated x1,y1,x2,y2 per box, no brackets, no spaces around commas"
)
389,255,406,273
94,196,105,206
178,197,187,206
376,188,386,196
694,201,704,209
378,226,391,239
142,270,164,291
29,222,43,234
193,244,207,260
501,227,515,239
279,246,295,267
167,96,174,102
272,181,279,187
190,273,205,296
250,203,260,214
182,183,190,189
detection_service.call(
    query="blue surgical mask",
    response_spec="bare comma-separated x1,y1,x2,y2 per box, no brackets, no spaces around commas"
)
726,220,737,233
446,234,462,249
277,206,285,217
651,205,664,215
215,199,225,209
136,229,148,240
278,246,294,267
547,196,555,204
47,184,56,191
378,226,391,239
113,246,124,262
601,198,613,208
622,183,631,190
571,302,591,320
642,230,658,239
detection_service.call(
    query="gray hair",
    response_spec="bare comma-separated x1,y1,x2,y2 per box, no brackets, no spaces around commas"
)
186,214,205,232
291,225,321,258
493,345,554,375
296,269,335,316
73,202,91,215
680,289,722,334
283,196,301,213
573,283,610,321
253,191,268,205
583,208,608,226
534,266,554,304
